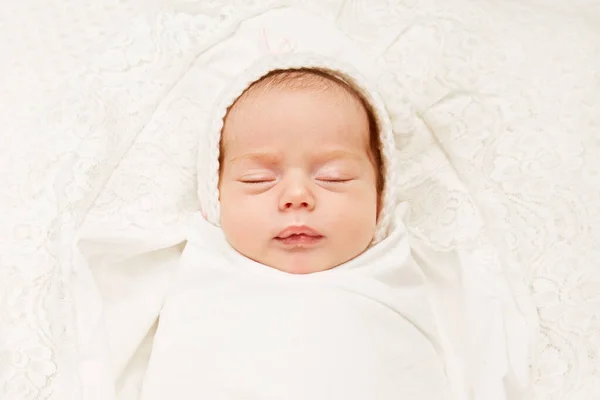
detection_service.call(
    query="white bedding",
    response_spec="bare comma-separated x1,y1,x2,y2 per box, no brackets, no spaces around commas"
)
1,1,599,399
141,211,450,400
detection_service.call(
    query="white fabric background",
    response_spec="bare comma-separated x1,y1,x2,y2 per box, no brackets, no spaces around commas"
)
1,0,599,399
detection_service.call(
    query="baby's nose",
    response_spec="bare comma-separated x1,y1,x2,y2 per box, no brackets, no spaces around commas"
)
279,178,316,211
283,199,311,209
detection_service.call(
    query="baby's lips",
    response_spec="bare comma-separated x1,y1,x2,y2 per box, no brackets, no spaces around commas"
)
276,225,323,239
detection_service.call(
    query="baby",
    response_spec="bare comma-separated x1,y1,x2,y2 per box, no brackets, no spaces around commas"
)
218,68,384,274
141,66,449,400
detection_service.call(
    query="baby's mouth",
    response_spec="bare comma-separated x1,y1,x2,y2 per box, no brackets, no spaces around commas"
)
275,233,324,246
275,226,324,247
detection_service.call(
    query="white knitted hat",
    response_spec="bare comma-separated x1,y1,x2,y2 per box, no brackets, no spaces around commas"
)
196,7,400,244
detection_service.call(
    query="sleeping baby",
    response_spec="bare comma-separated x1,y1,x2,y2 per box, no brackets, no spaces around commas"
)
218,68,383,274
140,66,451,399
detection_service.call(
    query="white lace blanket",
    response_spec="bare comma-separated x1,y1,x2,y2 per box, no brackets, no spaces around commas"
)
1,1,599,399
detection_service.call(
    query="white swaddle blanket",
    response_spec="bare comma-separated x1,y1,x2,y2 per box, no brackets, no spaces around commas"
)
141,206,450,399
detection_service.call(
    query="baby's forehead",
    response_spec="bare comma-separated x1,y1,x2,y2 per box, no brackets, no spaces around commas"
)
220,68,375,153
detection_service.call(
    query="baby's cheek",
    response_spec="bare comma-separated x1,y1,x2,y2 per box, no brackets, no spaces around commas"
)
331,190,377,234
221,195,268,238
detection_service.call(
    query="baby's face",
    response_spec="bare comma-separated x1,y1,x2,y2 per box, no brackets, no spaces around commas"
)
219,82,378,274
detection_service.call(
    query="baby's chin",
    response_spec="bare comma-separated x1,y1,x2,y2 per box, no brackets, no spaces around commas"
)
260,252,350,275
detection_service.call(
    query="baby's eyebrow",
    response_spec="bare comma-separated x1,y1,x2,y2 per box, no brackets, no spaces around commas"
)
315,149,362,163
227,149,362,165
229,151,281,165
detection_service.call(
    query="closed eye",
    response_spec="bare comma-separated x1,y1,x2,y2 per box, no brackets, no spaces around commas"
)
239,179,276,184
317,178,353,183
